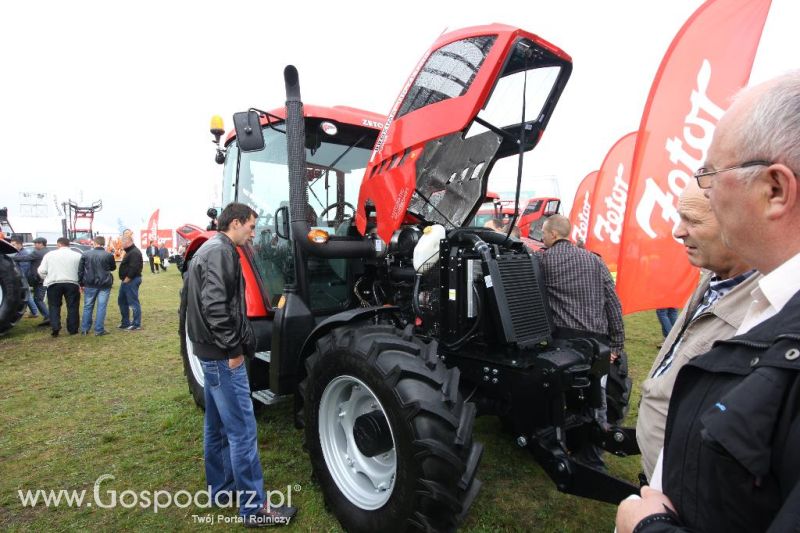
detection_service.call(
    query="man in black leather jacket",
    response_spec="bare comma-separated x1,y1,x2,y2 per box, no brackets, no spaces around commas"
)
78,236,116,335
186,202,296,526
616,71,800,533
117,236,143,330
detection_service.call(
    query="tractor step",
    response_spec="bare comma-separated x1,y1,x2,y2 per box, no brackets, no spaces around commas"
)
254,351,271,363
251,388,289,406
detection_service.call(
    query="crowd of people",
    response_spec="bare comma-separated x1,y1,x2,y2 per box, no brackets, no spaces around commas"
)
10,234,160,336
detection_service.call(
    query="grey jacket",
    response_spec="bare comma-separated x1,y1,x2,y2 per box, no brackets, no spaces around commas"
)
636,270,761,479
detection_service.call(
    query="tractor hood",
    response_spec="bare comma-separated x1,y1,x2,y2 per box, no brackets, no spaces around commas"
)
356,24,572,243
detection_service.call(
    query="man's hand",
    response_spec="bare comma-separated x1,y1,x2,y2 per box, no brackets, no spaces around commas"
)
228,355,244,369
123,277,130,283
615,486,677,533
610,351,620,363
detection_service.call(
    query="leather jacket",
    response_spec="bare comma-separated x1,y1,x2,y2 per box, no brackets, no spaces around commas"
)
119,244,143,280
185,232,254,360
79,246,116,288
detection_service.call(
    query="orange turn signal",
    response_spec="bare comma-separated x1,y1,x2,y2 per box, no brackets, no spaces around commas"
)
307,229,330,244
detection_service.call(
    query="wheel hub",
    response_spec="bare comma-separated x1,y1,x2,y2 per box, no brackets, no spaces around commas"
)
353,410,393,458
318,375,397,510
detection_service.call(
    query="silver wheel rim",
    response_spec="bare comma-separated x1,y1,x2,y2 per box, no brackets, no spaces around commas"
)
186,330,204,388
0,284,4,308
319,375,396,509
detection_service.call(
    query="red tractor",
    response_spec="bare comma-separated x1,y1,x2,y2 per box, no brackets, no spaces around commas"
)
180,24,637,532
64,199,102,245
471,194,560,242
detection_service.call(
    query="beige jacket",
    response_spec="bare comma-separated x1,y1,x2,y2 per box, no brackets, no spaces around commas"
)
636,270,761,479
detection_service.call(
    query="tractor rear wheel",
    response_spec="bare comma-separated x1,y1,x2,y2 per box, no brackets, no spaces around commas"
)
179,278,206,409
0,255,26,336
302,323,482,532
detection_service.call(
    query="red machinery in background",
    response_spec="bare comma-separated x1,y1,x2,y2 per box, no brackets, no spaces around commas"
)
64,199,102,244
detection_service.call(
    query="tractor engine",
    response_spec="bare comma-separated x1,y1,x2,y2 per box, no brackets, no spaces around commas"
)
355,223,610,439
364,224,554,353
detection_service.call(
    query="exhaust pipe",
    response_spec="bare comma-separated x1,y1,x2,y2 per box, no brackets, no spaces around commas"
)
283,65,376,258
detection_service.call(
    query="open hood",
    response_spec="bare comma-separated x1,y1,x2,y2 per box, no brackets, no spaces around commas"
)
356,24,572,243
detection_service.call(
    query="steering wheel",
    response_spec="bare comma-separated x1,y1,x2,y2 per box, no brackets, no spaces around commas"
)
318,202,356,223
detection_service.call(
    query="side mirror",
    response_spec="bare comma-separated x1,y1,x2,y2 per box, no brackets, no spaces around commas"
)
233,110,265,152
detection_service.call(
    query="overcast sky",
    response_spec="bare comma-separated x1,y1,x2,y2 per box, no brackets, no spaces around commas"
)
1,0,795,234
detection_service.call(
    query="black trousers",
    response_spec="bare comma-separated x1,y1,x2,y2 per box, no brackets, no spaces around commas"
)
47,283,81,334
148,256,156,273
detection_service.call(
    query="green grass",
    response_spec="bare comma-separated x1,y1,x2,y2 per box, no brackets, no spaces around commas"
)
0,267,663,531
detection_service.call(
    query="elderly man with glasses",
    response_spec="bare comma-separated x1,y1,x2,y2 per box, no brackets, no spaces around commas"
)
617,71,800,532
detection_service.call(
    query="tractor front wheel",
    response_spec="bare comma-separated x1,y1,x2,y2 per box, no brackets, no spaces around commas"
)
302,323,482,532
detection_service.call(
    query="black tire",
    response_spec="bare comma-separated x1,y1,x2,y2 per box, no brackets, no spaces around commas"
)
179,273,267,412
302,323,482,532
606,351,632,425
179,276,206,409
0,255,26,336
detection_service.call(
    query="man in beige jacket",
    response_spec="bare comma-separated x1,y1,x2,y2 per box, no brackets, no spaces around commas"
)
38,237,82,337
636,182,759,480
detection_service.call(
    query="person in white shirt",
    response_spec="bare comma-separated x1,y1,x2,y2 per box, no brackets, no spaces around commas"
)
617,70,800,532
38,237,82,337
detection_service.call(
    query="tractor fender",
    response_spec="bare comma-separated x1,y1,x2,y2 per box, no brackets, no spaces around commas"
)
296,306,400,374
179,230,217,273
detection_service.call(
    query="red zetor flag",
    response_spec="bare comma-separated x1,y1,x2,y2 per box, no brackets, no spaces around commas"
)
616,0,771,314
147,209,160,244
568,171,598,245
585,132,637,275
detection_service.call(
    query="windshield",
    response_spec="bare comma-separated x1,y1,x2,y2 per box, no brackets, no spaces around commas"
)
222,122,374,311
222,126,371,220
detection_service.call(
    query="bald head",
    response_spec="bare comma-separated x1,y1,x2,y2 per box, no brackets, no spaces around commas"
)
543,214,571,239
542,214,571,248
673,181,748,279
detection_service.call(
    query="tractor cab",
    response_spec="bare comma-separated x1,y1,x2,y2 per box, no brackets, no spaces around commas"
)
211,106,385,313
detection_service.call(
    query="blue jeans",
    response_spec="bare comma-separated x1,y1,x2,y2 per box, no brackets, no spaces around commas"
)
26,291,38,315
655,308,679,337
118,276,142,327
82,287,111,333
33,284,49,319
200,358,265,517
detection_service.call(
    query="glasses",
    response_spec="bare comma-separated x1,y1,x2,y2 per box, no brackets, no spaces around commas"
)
693,160,772,189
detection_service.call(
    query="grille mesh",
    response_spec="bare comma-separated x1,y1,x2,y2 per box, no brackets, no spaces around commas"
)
496,255,551,345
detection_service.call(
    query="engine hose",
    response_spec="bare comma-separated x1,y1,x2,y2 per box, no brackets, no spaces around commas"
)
448,227,511,247
412,273,425,318
449,230,493,264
